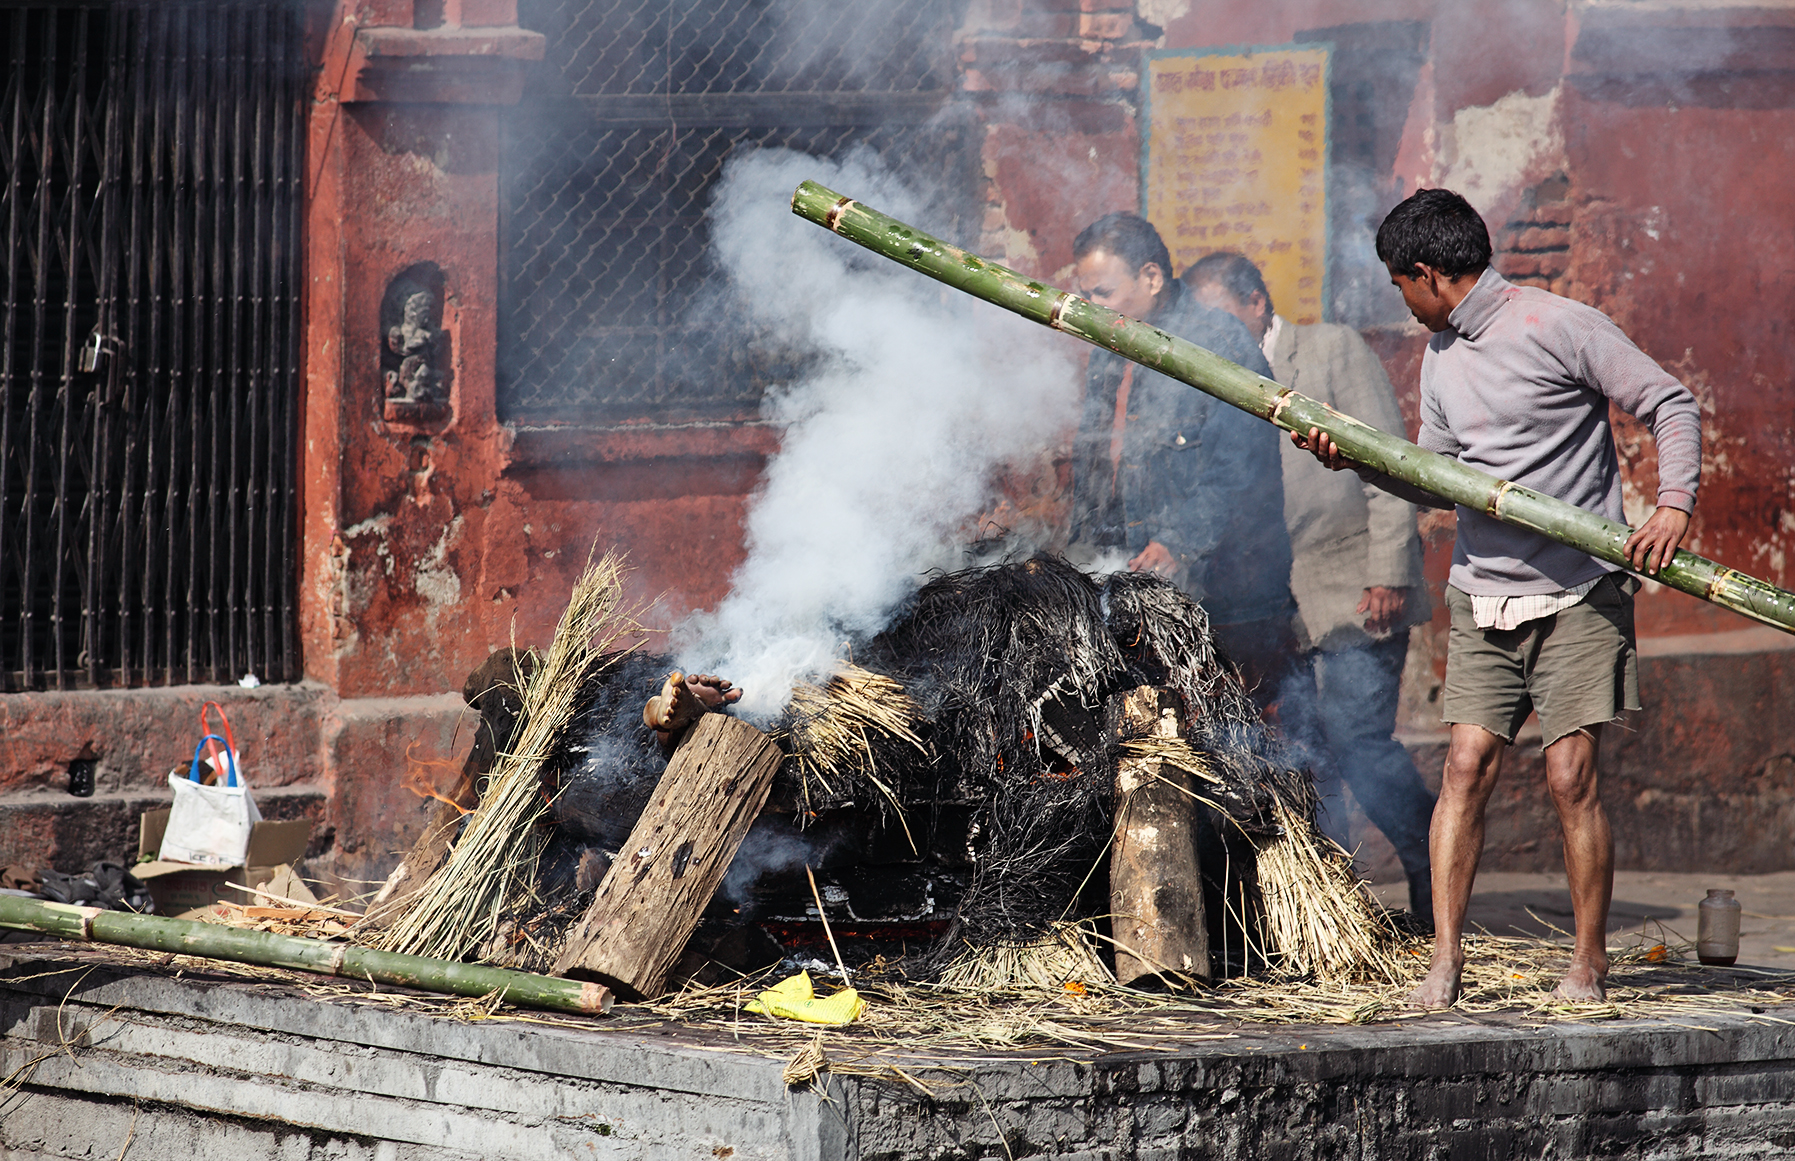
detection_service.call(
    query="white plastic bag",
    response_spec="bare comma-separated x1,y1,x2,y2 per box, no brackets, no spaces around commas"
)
159,733,262,866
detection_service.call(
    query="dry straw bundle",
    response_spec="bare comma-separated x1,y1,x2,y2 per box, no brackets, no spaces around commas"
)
778,663,928,819
937,922,1116,992
1251,796,1404,984
375,547,640,962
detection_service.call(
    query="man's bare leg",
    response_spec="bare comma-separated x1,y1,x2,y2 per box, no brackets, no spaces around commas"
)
1408,723,1506,1008
643,672,742,743
1543,725,1611,1001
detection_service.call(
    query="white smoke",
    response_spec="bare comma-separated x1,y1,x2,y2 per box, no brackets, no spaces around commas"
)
673,146,1082,717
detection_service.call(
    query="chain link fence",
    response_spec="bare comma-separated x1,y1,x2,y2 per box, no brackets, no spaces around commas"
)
498,0,974,423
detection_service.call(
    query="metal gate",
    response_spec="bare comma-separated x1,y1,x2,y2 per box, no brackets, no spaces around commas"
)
497,0,973,423
0,0,305,691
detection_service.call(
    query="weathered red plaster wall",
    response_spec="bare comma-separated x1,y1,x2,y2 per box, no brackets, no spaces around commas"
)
1558,85,1795,635
303,75,770,707
289,3,779,882
961,0,1152,280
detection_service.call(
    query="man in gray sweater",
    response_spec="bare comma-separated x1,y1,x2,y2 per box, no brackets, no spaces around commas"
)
1184,252,1436,927
1298,189,1700,1007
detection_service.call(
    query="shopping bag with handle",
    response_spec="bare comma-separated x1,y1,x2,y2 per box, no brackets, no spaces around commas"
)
158,703,262,866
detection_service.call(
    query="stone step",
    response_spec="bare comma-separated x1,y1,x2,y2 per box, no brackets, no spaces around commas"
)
0,784,328,873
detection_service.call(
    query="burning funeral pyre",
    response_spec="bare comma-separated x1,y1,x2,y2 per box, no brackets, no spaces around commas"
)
355,549,1403,999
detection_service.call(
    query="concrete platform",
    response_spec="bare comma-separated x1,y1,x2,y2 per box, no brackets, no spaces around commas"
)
4,943,1795,1159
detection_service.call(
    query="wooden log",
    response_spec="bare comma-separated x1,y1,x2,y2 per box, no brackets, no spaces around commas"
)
552,711,784,998
1109,686,1210,987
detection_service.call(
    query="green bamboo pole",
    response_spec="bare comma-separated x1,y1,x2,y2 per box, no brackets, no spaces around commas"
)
0,895,614,1015
790,180,1795,636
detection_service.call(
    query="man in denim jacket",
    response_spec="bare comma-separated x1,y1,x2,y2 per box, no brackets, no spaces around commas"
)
1067,213,1300,702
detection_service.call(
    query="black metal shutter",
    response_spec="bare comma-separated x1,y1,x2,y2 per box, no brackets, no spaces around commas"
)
0,0,305,690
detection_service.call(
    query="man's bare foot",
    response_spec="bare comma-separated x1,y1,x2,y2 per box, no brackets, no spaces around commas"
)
1405,955,1465,1009
1550,958,1608,1003
643,671,742,739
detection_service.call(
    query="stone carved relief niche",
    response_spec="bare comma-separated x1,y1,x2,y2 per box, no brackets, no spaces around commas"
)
381,263,452,425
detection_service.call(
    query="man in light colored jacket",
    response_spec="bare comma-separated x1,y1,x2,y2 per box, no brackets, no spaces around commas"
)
1184,252,1436,924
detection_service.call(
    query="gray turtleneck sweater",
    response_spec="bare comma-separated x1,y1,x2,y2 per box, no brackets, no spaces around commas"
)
1408,268,1702,596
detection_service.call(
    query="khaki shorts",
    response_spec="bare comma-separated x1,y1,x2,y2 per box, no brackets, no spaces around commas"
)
1441,573,1641,748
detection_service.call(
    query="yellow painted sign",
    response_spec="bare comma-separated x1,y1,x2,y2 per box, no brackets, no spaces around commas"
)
1145,47,1330,324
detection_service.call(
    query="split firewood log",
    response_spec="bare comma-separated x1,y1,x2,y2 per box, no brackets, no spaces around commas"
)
551,711,783,998
1109,685,1210,986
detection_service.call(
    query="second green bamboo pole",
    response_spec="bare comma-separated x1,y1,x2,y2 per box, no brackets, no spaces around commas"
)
0,894,614,1015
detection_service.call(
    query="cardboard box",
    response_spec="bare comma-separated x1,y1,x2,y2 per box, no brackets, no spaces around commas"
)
135,809,313,918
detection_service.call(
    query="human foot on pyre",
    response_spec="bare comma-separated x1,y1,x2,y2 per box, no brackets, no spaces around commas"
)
643,671,741,744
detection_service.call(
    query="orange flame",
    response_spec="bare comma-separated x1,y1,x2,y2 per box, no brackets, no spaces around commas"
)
402,738,472,815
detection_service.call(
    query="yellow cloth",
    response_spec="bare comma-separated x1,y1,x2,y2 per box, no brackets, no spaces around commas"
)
744,971,864,1025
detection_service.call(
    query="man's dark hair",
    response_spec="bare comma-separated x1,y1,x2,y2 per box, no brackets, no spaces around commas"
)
1181,251,1273,317
1073,212,1173,279
1375,188,1492,279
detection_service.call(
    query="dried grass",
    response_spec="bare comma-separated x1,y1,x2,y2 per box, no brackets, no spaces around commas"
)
936,922,1115,992
1249,797,1405,984
371,547,641,962
777,664,928,831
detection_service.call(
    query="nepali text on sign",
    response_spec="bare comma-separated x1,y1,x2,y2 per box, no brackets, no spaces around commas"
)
1145,47,1330,325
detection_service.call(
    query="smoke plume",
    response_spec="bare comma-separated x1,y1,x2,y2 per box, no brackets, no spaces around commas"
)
672,147,1082,718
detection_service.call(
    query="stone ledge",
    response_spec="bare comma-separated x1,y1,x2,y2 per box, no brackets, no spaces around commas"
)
343,25,546,105
0,689,469,881
7,947,1791,1160
0,785,328,871
0,682,333,796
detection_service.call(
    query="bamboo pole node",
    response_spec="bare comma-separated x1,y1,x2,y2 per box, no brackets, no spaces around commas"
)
326,945,349,976
1708,568,1736,600
1269,388,1296,425
824,196,854,231
1048,291,1075,330
47,903,104,940
1488,479,1516,517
